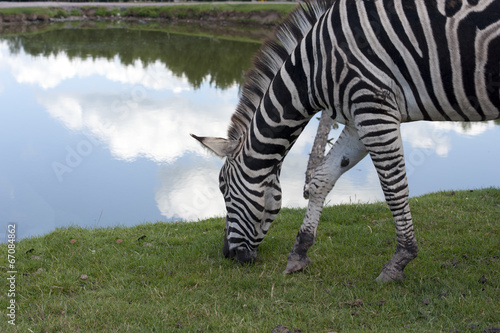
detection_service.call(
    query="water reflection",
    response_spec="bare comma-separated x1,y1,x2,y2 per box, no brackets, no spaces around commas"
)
0,27,498,241
155,155,225,221
3,27,260,89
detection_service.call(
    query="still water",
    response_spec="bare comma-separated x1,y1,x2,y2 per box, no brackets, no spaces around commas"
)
1,25,499,241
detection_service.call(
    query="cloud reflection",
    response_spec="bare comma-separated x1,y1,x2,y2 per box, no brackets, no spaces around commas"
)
402,121,496,157
155,157,225,221
0,41,192,92
38,85,238,163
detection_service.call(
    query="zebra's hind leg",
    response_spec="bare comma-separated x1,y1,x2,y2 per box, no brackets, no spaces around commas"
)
285,125,368,274
355,112,418,282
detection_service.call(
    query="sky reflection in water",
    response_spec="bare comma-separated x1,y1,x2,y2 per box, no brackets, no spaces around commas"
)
0,28,498,241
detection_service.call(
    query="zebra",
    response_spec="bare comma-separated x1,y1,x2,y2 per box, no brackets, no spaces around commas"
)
192,0,500,282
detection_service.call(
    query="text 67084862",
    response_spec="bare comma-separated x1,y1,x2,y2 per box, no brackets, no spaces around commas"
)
6,224,17,326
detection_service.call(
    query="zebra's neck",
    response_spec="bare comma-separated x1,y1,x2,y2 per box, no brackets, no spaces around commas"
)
239,41,326,176
226,0,335,143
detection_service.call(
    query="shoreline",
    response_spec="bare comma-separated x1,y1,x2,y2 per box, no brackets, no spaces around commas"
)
0,1,293,8
0,2,296,27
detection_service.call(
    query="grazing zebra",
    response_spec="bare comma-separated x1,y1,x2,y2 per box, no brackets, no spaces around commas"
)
192,0,500,282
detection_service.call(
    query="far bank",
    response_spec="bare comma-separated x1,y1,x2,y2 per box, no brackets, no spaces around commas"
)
0,2,297,27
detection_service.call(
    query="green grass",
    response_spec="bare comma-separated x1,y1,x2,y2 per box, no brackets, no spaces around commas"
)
0,7,69,18
1,189,498,332
0,7,49,16
69,9,82,17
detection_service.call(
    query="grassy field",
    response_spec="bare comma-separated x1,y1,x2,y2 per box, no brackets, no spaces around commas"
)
1,189,498,332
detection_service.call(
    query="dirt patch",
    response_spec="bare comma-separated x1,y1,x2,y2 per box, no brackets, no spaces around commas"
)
271,325,303,333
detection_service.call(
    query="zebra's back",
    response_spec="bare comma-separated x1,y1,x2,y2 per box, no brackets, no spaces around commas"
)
329,0,500,122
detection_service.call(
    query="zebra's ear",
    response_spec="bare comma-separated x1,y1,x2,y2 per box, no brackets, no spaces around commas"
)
190,134,239,158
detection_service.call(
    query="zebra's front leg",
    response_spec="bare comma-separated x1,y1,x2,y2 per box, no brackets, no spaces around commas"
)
285,126,367,274
355,112,418,282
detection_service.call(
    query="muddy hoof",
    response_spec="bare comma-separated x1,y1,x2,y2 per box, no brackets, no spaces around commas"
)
283,252,311,274
376,269,405,283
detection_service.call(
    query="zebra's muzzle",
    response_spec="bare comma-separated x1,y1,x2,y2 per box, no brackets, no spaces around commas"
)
225,246,257,263
222,229,256,263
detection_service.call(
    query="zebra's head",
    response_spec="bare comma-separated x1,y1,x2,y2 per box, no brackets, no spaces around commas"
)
191,134,283,263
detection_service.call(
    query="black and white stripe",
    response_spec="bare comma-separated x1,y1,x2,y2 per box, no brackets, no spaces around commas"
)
193,0,499,279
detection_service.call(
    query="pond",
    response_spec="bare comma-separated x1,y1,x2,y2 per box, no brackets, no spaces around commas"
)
1,23,499,241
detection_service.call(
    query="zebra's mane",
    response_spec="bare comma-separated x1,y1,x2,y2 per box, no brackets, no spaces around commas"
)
227,0,334,141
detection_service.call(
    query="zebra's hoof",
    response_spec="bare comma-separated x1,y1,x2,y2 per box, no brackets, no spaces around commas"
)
283,253,311,274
